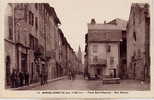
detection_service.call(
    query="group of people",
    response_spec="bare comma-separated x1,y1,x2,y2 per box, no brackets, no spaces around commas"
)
68,71,76,80
10,70,29,88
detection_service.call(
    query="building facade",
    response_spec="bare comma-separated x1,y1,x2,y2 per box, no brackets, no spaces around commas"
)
127,3,150,81
85,19,126,79
108,18,127,79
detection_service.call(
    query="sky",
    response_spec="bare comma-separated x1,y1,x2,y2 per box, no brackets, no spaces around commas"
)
49,0,150,53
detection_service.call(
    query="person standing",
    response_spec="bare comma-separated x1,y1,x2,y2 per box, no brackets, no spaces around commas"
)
72,71,76,80
44,72,48,84
27,72,29,86
23,72,26,85
40,73,43,86
10,70,16,88
16,71,20,87
25,72,29,86
19,71,24,86
68,71,72,80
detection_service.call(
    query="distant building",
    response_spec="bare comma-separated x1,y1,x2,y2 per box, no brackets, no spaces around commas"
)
127,3,150,81
85,18,127,79
77,46,83,73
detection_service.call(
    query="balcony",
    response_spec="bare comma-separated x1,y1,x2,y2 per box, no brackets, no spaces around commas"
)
91,58,107,67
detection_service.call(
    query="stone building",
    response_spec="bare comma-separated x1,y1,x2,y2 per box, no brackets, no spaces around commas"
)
4,3,61,87
127,3,150,81
85,19,126,79
57,28,68,76
5,3,87,88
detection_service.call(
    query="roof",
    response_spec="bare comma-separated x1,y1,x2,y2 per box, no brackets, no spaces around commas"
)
108,18,127,30
87,18,126,42
44,3,61,24
131,3,149,8
128,3,150,26
88,22,126,31
131,3,150,18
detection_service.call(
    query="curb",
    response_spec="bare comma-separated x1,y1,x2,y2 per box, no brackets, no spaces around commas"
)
11,76,67,90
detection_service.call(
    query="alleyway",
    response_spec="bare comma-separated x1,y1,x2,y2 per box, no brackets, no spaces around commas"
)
21,75,150,91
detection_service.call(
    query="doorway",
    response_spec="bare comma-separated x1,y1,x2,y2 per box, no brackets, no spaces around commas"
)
96,68,101,75
6,56,11,85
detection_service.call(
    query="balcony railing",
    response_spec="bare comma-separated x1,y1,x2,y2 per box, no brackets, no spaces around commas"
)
93,58,107,65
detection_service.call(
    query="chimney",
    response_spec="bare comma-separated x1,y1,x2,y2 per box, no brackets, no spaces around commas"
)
91,18,96,24
104,20,106,24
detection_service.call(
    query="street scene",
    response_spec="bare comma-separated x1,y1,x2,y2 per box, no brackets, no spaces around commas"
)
4,0,150,90
17,75,149,90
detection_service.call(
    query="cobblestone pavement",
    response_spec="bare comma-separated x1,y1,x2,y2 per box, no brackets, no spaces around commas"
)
26,75,150,90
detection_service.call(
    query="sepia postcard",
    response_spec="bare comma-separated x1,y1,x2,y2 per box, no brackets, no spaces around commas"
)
0,0,154,98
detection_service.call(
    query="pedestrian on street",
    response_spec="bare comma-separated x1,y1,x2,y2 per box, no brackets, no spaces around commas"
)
10,69,17,88
25,72,29,86
87,72,90,80
72,71,75,80
16,71,21,87
19,71,24,86
43,73,46,84
44,73,48,84
68,71,72,80
40,73,43,86
23,72,26,85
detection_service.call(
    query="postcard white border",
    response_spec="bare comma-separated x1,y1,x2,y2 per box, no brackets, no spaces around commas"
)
0,0,154,98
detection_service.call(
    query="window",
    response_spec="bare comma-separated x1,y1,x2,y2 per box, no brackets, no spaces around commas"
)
106,33,110,40
35,17,38,32
34,38,38,49
137,49,141,57
30,34,38,50
93,44,98,53
106,45,111,52
21,53,27,72
8,16,13,40
93,56,98,63
29,35,34,50
35,3,38,10
110,57,114,65
29,11,34,25
133,32,136,41
16,4,24,9
24,5,28,22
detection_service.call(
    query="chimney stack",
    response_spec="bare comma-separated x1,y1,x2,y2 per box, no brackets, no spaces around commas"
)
91,18,96,24
104,20,106,24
